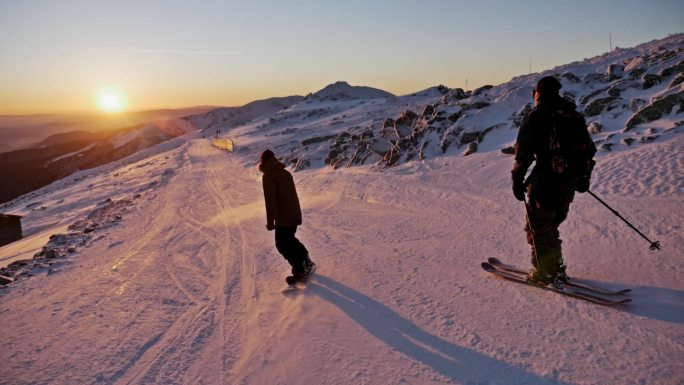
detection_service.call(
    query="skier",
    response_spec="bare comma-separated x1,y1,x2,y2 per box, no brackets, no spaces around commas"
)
511,76,596,287
259,149,315,285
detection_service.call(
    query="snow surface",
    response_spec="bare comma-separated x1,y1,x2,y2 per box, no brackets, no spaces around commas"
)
1,36,683,385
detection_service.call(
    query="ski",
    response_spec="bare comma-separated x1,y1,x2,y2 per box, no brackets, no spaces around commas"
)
481,262,631,306
488,257,631,296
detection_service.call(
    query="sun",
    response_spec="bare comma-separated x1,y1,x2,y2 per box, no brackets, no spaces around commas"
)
96,88,127,113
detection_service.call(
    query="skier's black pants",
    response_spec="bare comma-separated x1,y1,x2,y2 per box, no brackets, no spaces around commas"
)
275,226,309,273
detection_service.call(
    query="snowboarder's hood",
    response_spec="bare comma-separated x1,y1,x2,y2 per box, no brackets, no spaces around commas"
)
260,157,286,173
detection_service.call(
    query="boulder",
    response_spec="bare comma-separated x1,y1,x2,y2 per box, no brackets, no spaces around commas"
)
607,80,639,97
628,67,647,80
445,88,467,101
621,138,635,146
293,158,310,172
421,104,435,117
460,101,490,113
561,72,581,83
643,74,662,89
639,135,658,143
584,97,622,117
301,134,336,146
608,64,625,81
579,87,608,105
583,73,606,83
460,132,480,145
668,73,684,89
447,112,461,123
626,91,684,129
600,143,614,151
369,139,393,156
658,60,684,78
588,121,603,134
630,98,648,113
473,85,494,96
463,142,478,156
500,146,515,155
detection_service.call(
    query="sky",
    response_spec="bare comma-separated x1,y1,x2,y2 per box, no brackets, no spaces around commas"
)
0,0,682,114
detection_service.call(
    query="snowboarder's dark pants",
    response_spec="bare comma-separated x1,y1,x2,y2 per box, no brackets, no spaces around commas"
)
275,226,309,273
525,200,571,276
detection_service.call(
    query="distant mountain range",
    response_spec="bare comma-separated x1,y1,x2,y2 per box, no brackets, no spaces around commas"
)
1,33,682,204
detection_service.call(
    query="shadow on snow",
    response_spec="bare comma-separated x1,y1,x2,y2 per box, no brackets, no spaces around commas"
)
310,274,573,385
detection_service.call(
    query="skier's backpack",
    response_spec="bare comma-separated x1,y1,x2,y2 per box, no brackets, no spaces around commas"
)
548,108,595,176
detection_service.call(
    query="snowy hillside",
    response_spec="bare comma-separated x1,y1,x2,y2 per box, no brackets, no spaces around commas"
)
180,34,684,173
0,35,683,385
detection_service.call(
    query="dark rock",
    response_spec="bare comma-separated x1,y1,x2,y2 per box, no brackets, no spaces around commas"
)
607,80,639,97
447,112,461,123
588,121,603,134
463,142,478,156
45,249,62,259
396,110,418,126
608,64,625,81
621,138,635,146
643,74,662,89
628,67,646,80
579,87,608,105
658,60,684,78
561,72,581,83
460,132,480,145
500,146,515,155
293,159,310,172
444,88,467,101
583,73,606,83
0,275,13,285
630,98,648,113
626,91,684,129
473,85,494,96
668,73,684,88
302,135,336,146
421,104,435,117
460,101,491,113
639,135,658,143
600,143,614,151
513,104,532,128
584,97,622,117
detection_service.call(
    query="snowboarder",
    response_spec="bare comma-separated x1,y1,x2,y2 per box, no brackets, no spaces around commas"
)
511,76,596,287
259,149,315,284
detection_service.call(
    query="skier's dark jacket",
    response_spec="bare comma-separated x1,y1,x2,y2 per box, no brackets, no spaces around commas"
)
512,95,596,208
261,157,303,228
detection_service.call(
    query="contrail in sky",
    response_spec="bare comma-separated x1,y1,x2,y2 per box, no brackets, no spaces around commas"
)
136,49,244,55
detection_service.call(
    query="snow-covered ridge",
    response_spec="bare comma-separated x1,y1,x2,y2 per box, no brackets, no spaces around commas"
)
183,34,682,173
305,81,396,101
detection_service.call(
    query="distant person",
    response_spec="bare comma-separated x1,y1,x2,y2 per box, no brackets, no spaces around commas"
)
511,76,596,287
259,149,315,285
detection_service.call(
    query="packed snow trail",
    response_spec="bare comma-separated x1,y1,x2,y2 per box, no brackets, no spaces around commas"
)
1,137,683,385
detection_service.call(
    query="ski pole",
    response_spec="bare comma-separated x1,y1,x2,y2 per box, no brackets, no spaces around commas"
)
587,190,661,251
523,197,542,270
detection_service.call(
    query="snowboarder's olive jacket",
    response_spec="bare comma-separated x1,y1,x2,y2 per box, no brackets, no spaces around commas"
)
261,158,303,227
512,96,596,207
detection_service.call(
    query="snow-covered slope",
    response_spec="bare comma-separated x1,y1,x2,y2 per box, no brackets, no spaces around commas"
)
0,35,682,385
185,34,683,173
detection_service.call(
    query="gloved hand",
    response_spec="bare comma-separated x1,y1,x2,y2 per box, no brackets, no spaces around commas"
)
266,223,275,231
576,175,590,193
512,180,526,201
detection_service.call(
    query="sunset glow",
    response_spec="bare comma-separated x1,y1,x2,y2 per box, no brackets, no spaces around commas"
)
96,89,127,113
